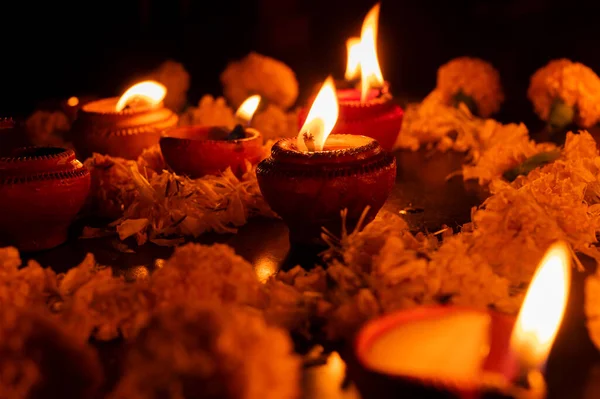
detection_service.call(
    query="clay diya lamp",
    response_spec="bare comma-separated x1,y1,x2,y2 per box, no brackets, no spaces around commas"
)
71,80,178,160
257,77,396,247
0,147,91,251
161,126,264,178
353,242,571,399
160,95,264,178
298,4,404,151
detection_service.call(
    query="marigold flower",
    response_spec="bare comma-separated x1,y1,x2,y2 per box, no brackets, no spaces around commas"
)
251,105,299,140
221,52,299,110
145,60,190,112
0,307,102,399
151,243,264,308
179,95,236,128
57,254,153,341
109,304,301,399
436,57,504,118
0,247,57,310
528,59,600,128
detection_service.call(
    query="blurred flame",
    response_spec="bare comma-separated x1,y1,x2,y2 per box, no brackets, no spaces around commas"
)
235,95,261,124
345,37,362,81
359,3,384,102
297,76,339,152
115,80,167,112
67,96,79,107
510,241,571,371
326,352,346,380
255,255,277,283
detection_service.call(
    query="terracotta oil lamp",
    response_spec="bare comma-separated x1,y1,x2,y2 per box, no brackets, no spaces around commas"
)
353,242,571,399
0,147,91,251
298,4,403,151
71,81,178,160
257,77,396,247
160,95,265,178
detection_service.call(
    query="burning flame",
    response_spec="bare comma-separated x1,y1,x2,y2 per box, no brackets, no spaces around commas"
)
359,3,384,102
297,76,339,152
510,241,571,372
67,96,79,107
115,80,167,112
345,37,362,81
235,95,261,125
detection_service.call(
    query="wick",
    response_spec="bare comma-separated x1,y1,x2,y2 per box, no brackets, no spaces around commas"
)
226,124,246,141
234,115,252,127
510,369,546,399
376,82,390,99
303,132,316,152
346,78,360,90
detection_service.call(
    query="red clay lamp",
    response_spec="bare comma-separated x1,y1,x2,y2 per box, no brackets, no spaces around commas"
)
258,77,396,247
0,147,91,251
72,80,178,160
299,4,404,151
354,242,571,399
160,95,264,178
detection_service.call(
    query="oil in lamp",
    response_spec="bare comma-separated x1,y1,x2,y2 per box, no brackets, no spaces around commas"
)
71,80,178,160
354,241,571,399
299,4,404,151
257,77,396,247
160,95,264,178
0,147,91,251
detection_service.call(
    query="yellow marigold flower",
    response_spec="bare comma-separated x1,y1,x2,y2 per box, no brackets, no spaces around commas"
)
109,304,301,399
251,105,299,141
145,60,190,112
179,95,235,129
221,52,299,110
436,57,504,118
528,59,600,128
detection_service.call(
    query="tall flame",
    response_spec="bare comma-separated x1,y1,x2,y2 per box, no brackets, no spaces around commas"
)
359,3,384,102
510,241,571,372
115,80,167,112
235,95,261,125
297,76,339,152
345,37,362,81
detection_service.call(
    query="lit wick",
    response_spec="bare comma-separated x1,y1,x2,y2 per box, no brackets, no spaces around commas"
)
227,94,261,140
302,132,316,152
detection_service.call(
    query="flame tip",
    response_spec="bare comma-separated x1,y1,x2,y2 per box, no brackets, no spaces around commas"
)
235,95,262,123
115,80,167,112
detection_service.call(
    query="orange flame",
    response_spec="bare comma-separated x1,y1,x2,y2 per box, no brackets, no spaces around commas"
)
115,80,167,112
345,37,362,81
359,3,384,102
235,95,261,124
297,76,339,152
510,241,571,372
67,96,79,107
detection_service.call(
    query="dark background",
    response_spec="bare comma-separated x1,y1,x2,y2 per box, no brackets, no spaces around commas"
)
3,0,600,122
